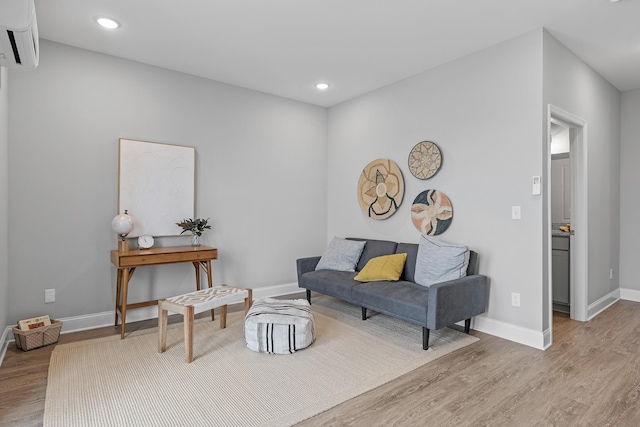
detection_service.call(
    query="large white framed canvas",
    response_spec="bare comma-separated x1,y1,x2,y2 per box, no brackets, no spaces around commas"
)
118,138,195,237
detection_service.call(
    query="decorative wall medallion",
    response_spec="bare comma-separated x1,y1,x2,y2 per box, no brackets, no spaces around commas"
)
357,158,404,220
408,141,442,179
411,189,453,235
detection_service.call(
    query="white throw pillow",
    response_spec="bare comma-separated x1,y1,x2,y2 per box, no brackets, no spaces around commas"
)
414,235,470,286
315,237,366,272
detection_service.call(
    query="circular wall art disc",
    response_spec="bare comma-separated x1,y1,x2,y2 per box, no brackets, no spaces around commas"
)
357,158,404,220
411,189,453,235
408,141,442,179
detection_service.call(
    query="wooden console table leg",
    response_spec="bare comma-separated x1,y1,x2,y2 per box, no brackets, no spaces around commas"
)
115,269,122,326
193,262,201,291
158,300,168,353
205,260,213,288
120,268,130,339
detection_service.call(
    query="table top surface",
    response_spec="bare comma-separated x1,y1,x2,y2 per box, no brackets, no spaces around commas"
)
110,245,218,267
111,245,216,256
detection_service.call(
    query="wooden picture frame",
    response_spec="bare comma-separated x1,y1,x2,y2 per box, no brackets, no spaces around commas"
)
118,138,195,237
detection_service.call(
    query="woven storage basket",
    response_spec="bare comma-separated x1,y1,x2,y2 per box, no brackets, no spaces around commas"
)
12,319,63,351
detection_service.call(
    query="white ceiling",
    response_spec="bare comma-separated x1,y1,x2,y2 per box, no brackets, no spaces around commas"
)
34,0,640,107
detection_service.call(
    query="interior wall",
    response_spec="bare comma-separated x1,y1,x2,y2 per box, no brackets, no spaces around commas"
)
542,31,621,310
7,40,328,322
327,30,545,337
619,89,640,292
0,67,9,335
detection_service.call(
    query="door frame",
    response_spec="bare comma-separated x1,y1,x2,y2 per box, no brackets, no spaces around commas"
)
547,105,588,345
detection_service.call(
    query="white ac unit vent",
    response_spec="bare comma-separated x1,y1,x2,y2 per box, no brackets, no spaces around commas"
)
0,0,39,69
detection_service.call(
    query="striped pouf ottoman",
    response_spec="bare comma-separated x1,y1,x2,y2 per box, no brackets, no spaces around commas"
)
244,298,315,354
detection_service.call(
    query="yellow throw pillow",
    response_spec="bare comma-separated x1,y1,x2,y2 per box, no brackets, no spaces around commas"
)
354,253,408,282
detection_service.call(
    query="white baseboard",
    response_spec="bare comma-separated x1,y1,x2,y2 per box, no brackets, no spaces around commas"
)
542,327,552,350
0,282,302,367
470,315,546,350
251,282,303,299
587,289,619,320
620,287,640,302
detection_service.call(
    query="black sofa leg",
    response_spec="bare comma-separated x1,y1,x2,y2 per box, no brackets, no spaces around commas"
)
464,318,471,334
306,289,311,304
423,327,430,350
362,307,367,320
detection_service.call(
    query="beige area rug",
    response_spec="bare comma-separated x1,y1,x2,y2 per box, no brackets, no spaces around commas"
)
44,297,478,427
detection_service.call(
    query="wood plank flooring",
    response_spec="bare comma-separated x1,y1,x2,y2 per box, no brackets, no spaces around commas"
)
2,297,640,426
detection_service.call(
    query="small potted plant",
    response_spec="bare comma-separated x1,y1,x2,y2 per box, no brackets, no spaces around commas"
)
176,217,211,246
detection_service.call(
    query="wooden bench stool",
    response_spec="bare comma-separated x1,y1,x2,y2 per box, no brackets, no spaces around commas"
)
158,285,252,363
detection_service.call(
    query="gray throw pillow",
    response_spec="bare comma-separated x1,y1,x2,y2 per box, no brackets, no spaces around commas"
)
315,237,366,272
414,235,469,286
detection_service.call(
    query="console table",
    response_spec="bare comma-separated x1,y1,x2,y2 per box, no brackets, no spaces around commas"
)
110,245,218,339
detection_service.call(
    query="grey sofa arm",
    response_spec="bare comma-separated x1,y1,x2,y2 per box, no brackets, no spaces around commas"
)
296,256,321,281
426,274,488,330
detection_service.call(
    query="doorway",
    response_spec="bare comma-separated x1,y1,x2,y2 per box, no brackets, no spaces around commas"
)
547,105,588,347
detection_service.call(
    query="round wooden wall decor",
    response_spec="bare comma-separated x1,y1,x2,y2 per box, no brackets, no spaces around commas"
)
357,158,405,220
408,141,442,179
411,189,453,235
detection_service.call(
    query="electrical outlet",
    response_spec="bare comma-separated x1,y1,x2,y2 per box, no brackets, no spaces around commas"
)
45,289,55,303
511,292,520,307
512,206,521,220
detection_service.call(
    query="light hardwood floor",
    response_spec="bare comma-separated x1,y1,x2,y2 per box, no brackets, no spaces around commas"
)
2,296,640,426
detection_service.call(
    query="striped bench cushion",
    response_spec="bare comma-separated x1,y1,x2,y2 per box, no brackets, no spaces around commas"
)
164,285,249,315
244,298,315,354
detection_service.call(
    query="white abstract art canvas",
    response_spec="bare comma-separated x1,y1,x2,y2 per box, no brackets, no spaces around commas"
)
118,139,195,237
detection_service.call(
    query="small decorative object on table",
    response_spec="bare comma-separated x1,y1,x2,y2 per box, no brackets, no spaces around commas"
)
112,210,134,252
176,217,211,246
137,235,155,249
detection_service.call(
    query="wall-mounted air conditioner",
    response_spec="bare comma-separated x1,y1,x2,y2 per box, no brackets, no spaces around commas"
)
0,0,39,69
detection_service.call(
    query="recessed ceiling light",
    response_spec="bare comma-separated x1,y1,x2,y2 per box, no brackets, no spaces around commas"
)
95,17,120,29
315,83,330,90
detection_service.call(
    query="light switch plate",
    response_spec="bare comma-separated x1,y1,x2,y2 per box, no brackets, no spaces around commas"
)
532,176,541,195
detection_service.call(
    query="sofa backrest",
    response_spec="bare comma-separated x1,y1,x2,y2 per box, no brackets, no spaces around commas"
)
467,250,479,275
348,238,479,281
347,238,398,271
396,243,418,282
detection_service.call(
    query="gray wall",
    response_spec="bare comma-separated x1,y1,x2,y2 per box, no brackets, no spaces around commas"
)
7,41,327,322
0,67,8,335
327,30,546,333
543,31,621,312
620,89,640,291
2,32,627,348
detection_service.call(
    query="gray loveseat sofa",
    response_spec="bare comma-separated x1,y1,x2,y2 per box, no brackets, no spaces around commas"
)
296,238,488,349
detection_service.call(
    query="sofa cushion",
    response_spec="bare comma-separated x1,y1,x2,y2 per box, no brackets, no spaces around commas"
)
348,238,398,271
315,237,366,272
300,270,360,301
354,253,407,282
352,280,429,324
414,235,469,287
